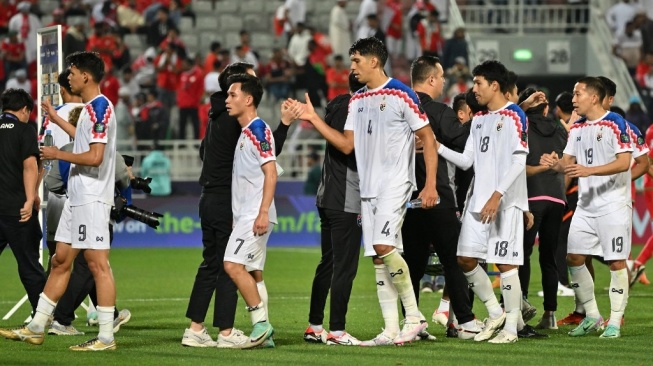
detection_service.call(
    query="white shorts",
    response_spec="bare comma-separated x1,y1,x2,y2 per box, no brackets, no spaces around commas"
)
54,201,112,250
568,205,632,261
361,183,412,257
46,192,67,242
457,207,524,265
224,220,274,271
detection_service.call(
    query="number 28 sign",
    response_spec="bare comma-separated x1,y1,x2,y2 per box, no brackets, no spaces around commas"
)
547,40,571,73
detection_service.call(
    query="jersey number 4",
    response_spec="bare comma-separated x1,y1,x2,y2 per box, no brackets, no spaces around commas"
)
368,119,372,135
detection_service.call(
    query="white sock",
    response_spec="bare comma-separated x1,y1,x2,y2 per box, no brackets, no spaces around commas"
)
516,295,526,331
500,269,521,335
309,324,323,332
608,268,629,328
97,306,115,344
330,330,344,337
464,264,503,319
381,250,421,319
573,285,585,314
375,264,400,337
28,293,57,333
437,299,450,313
248,302,267,325
257,281,269,321
569,265,600,319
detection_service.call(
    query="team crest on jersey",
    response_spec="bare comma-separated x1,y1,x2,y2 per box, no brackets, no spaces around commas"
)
596,131,602,141
638,136,645,145
380,96,386,112
239,141,244,150
260,141,271,152
93,122,106,133
521,132,527,142
496,118,503,131
620,133,630,143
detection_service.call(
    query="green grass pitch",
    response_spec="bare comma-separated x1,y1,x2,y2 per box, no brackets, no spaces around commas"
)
0,247,651,365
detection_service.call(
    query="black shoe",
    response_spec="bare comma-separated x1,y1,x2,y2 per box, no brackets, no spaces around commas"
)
517,324,548,338
446,324,458,338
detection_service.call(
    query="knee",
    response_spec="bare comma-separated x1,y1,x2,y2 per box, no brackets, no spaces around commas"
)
566,254,585,267
457,256,477,272
223,261,243,278
608,260,627,271
86,259,111,277
51,253,72,272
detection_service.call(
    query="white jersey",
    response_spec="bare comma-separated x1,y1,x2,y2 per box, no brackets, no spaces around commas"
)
68,95,116,206
563,111,633,217
464,102,529,213
39,103,84,148
232,117,277,224
344,78,429,198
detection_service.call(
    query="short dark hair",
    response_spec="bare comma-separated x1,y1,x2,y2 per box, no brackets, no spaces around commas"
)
349,37,388,67
577,76,607,102
226,73,264,108
349,72,365,93
210,41,221,52
555,91,573,114
58,69,72,93
218,62,254,92
472,60,508,92
452,93,467,113
517,87,536,106
518,87,547,115
1,88,34,113
505,71,518,95
465,89,487,114
597,76,616,97
410,55,441,85
239,29,249,36
334,55,344,62
610,106,626,118
66,51,105,83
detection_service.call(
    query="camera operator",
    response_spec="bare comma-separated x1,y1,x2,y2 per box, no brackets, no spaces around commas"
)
0,88,46,317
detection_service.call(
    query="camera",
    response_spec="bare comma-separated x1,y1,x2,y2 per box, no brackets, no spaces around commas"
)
131,177,152,193
111,194,163,229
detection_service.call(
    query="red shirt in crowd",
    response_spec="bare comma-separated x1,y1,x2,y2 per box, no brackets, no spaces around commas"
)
87,34,117,71
1,39,25,60
154,53,182,91
386,0,403,39
101,74,120,106
0,2,16,29
176,65,204,108
198,101,210,139
326,67,349,101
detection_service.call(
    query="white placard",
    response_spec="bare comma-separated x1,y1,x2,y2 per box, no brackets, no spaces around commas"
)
475,40,500,64
547,40,571,73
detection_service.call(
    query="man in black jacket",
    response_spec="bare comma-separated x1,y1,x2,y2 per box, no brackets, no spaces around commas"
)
183,62,296,348
517,88,567,330
402,55,480,339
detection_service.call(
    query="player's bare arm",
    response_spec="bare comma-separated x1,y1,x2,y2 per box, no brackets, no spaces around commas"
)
565,151,631,178
41,142,106,167
540,152,574,173
254,160,277,236
527,150,559,177
631,154,650,181
414,125,439,208
291,93,354,154
41,98,76,137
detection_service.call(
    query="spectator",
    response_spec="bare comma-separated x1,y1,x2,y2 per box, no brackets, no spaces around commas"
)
140,143,172,196
136,88,169,143
635,12,653,55
232,45,259,72
46,9,69,36
442,27,468,69
355,0,378,34
626,96,650,132
303,151,321,195
62,20,87,59
146,6,175,49
132,47,157,89
262,48,292,103
203,41,221,75
283,0,306,35
159,27,186,57
1,30,26,78
273,0,287,38
0,0,16,34
606,0,638,35
384,0,403,58
119,66,140,99
62,0,87,17
5,69,30,94
204,59,221,95
358,14,385,43
117,0,145,35
613,20,643,75
287,22,311,66
329,0,351,64
422,10,444,57
176,57,204,139
86,22,116,72
100,67,120,106
154,43,182,112
8,1,41,65
326,55,349,102
446,56,471,86
91,0,117,28
112,29,131,71
115,86,135,148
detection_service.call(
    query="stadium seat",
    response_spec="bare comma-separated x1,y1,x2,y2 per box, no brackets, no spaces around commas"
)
124,34,144,49
41,15,53,27
200,33,223,50
223,31,240,48
251,33,276,50
192,0,214,13
218,15,243,32
40,0,59,14
263,1,281,15
179,17,194,33
197,16,218,30
315,1,334,15
215,0,239,14
243,14,270,32
181,34,199,52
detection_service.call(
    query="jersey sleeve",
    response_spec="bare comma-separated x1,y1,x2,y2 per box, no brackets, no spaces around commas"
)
86,97,113,144
504,105,529,154
628,122,649,158
246,120,276,166
401,89,429,132
611,116,633,155
344,97,356,132
563,126,578,157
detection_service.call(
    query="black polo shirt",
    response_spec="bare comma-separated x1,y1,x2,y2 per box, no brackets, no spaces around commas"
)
0,113,39,217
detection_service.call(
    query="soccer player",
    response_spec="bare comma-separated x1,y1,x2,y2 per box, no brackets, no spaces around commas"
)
402,55,479,340
222,73,277,349
288,37,437,346
1,51,118,350
436,60,529,344
303,72,366,346
540,77,633,338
